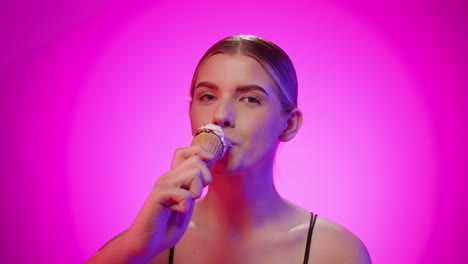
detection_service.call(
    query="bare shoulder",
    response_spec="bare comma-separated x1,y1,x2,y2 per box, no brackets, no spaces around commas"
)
309,216,371,264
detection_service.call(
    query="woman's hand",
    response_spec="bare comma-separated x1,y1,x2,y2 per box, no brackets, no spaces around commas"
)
128,146,213,260
90,146,213,263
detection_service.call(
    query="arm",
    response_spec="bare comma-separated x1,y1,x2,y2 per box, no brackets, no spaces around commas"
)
85,146,214,264
85,231,141,264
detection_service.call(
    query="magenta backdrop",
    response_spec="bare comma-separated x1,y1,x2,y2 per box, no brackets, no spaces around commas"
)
1,0,466,263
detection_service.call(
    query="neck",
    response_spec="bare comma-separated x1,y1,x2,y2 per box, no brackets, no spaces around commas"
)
194,164,287,238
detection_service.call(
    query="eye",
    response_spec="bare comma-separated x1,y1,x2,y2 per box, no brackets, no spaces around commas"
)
241,95,261,105
197,93,217,103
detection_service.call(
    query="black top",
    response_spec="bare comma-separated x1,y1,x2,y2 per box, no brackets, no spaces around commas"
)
169,213,318,264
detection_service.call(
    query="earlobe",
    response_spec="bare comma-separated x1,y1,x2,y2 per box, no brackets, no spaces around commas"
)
279,108,303,142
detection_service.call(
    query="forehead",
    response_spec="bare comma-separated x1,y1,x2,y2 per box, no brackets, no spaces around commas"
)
195,53,275,90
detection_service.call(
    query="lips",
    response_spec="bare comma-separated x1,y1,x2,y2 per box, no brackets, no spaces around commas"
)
224,135,236,147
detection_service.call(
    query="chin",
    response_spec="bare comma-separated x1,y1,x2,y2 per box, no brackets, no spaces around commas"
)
210,155,242,176
210,161,234,175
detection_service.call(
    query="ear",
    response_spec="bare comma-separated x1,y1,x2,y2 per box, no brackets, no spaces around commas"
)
279,108,303,142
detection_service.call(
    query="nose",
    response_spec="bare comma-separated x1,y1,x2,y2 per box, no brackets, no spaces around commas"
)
213,99,235,128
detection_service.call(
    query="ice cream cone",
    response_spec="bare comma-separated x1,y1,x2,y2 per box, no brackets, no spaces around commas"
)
191,132,224,160
191,124,227,164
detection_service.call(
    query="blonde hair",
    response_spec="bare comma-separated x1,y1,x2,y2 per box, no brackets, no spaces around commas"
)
190,35,298,112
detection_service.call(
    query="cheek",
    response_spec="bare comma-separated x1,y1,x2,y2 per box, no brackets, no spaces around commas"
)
243,127,281,165
189,106,211,133
189,107,201,134
243,113,282,147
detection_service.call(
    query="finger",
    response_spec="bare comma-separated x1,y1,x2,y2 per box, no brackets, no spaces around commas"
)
196,158,213,186
158,156,211,189
172,156,213,186
172,146,214,169
155,187,194,213
184,145,214,161
164,166,205,200
183,168,204,199
169,195,194,213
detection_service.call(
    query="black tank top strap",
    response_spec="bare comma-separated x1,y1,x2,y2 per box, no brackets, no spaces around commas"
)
169,246,175,264
303,213,318,264
169,213,318,264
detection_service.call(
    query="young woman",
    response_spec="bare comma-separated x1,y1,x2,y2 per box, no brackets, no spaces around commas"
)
88,35,371,264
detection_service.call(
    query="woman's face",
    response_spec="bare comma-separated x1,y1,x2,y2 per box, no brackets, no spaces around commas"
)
190,53,289,174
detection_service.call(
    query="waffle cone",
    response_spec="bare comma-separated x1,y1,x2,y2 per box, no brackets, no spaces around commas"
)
191,132,224,161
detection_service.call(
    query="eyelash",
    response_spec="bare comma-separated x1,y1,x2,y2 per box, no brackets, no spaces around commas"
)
195,93,262,105
197,93,216,102
241,95,262,105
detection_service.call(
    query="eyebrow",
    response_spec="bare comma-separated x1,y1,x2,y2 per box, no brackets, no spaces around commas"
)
195,81,269,96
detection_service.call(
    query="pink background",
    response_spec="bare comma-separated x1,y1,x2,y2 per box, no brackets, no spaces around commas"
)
1,0,466,263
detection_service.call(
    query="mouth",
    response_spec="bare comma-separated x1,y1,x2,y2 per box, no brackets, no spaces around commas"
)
222,140,236,156
224,136,236,148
